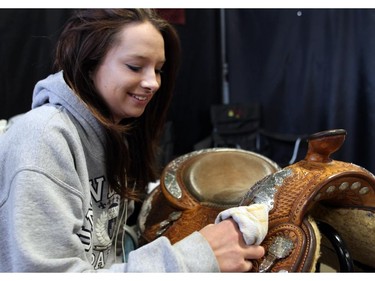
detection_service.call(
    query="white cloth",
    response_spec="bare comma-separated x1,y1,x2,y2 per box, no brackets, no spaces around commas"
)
215,203,268,245
0,119,7,135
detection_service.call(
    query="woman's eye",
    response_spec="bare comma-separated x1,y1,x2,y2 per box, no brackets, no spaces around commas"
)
126,64,163,75
126,64,141,72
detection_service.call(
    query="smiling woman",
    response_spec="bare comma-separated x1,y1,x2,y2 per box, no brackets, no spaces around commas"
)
0,8,266,273
91,21,166,122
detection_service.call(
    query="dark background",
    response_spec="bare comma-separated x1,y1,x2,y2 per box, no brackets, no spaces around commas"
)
1,9,374,173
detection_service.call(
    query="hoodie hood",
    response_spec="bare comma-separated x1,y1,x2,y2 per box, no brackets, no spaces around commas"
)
32,71,106,145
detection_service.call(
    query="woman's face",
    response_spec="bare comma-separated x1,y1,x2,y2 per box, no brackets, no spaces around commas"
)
92,21,165,123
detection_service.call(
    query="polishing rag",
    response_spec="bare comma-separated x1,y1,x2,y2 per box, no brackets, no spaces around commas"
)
215,203,268,245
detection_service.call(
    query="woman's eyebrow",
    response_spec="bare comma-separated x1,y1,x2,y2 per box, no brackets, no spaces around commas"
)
126,54,166,64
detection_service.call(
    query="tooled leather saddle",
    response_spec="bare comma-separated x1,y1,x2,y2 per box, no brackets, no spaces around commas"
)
137,129,375,272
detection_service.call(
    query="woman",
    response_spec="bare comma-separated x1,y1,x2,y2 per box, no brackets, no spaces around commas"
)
0,9,265,272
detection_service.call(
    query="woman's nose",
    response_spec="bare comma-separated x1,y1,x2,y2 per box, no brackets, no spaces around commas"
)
141,69,160,93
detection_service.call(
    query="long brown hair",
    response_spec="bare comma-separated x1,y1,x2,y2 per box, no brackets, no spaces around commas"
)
53,9,181,200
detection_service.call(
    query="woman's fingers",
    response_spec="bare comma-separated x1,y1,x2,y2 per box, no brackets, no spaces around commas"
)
245,245,265,260
199,219,266,272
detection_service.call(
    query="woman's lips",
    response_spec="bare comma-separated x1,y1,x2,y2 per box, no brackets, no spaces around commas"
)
130,94,148,101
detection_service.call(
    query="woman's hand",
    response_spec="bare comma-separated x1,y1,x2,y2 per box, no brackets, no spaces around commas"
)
199,218,265,272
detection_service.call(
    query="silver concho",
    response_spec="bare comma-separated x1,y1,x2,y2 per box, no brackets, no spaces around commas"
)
259,236,294,272
163,149,210,199
155,211,182,237
239,168,292,211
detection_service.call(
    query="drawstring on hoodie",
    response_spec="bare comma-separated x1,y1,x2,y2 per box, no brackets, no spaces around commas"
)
114,176,137,263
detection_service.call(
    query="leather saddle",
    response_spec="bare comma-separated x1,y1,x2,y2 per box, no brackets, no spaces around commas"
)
137,129,375,272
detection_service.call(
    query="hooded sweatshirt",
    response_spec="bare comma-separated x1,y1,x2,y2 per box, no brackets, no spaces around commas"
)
0,71,219,272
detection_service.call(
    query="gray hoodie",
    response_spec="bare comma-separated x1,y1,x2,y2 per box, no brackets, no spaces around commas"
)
0,71,219,272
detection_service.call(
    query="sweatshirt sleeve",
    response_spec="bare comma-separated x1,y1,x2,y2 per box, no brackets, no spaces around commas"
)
124,232,220,272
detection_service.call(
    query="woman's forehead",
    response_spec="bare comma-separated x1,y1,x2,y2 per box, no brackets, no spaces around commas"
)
112,21,165,62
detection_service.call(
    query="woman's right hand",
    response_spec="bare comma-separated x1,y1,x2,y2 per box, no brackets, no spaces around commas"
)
199,218,265,272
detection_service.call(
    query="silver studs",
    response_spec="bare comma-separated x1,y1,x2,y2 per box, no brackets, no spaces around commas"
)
351,182,361,190
339,182,349,191
359,186,369,195
314,193,321,201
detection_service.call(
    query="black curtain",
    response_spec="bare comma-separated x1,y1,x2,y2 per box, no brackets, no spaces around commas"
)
226,9,375,173
171,9,222,156
0,9,73,120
